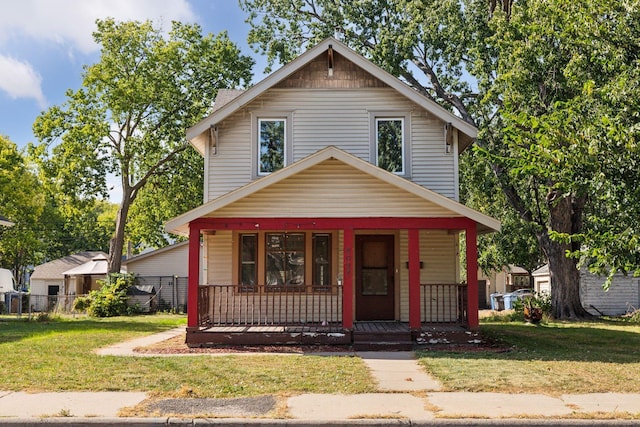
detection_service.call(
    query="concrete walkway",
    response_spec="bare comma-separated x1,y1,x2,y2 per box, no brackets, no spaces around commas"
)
1,328,640,424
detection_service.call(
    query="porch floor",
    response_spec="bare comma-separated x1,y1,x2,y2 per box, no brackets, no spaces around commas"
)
188,321,471,349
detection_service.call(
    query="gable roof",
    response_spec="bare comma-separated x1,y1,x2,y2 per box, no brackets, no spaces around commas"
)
187,37,477,155
62,254,108,276
166,146,500,236
31,251,107,280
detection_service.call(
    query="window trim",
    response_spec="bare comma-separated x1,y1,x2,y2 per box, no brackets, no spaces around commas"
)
369,111,411,177
234,230,338,292
251,111,293,178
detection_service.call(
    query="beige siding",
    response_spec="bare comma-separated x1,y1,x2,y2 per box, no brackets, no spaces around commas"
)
207,114,252,201
580,269,640,316
206,231,233,285
126,246,188,277
207,87,457,201
210,159,459,218
399,230,459,322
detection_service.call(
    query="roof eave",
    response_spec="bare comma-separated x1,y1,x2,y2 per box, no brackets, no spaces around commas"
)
186,37,477,146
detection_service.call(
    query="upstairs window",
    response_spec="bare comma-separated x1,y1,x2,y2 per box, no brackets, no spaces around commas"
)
376,118,404,174
258,118,285,175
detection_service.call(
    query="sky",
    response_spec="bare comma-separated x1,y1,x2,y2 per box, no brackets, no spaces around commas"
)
0,0,267,150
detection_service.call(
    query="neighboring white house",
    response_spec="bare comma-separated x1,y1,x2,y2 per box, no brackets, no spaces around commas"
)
533,264,640,316
123,242,190,312
123,241,188,277
532,264,551,295
30,251,107,311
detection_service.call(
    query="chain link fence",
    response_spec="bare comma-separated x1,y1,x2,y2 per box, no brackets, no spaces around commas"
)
1,275,188,317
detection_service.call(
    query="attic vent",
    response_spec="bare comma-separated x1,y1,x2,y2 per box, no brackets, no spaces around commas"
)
328,45,334,77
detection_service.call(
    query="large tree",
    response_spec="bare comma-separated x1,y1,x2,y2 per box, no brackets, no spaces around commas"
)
240,0,640,319
0,136,46,284
33,19,254,272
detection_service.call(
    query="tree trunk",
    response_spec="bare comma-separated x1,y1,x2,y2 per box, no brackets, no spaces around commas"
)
108,189,132,274
538,194,591,319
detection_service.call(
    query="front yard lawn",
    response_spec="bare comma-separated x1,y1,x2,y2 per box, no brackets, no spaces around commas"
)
0,315,373,397
417,320,640,394
3,314,639,397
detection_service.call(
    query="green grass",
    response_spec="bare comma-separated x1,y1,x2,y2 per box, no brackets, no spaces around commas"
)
4,314,639,397
0,314,373,397
417,320,640,395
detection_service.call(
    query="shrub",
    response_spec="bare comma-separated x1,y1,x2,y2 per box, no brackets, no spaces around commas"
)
72,295,91,312
513,292,552,323
85,273,136,318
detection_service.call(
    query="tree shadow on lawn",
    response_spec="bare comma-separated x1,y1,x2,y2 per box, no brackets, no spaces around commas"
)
417,321,640,364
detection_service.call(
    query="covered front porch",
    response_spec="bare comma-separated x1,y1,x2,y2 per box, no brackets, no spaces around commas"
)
185,216,479,348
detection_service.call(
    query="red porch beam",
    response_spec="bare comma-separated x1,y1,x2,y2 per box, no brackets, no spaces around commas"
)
342,227,354,330
466,224,479,328
408,229,421,329
187,222,201,328
190,216,473,231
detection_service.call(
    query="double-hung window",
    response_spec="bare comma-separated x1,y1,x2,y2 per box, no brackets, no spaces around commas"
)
258,118,286,175
370,112,410,176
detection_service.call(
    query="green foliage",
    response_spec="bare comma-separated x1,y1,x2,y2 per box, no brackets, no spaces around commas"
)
32,19,254,270
84,274,136,318
0,136,48,283
240,0,640,319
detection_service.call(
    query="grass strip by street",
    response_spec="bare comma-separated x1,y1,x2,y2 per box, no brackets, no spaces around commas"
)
0,314,374,397
417,319,640,395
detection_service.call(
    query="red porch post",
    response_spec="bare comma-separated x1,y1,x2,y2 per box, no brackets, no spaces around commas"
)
466,224,479,328
342,227,354,329
187,222,201,328
408,228,421,329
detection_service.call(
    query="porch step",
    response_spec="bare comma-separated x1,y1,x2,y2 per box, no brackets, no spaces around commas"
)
352,325,413,351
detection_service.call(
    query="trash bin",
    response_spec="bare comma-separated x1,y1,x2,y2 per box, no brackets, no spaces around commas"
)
503,293,515,310
490,293,503,311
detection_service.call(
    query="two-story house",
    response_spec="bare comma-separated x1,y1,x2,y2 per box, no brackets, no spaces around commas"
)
166,38,500,348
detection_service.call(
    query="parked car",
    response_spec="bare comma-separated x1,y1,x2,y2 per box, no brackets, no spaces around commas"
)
509,288,535,299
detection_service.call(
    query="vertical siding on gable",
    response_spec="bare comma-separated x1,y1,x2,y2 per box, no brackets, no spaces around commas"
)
207,87,457,201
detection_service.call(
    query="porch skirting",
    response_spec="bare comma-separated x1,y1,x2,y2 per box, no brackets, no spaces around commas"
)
185,321,467,350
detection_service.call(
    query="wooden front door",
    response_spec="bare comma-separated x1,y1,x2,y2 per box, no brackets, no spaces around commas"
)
355,235,395,320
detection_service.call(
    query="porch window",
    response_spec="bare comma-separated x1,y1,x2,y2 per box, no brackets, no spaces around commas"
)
265,233,305,288
240,234,257,288
258,118,285,175
376,118,404,174
312,234,332,289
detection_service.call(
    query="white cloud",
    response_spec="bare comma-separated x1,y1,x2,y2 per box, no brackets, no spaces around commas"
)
0,55,46,108
0,0,195,54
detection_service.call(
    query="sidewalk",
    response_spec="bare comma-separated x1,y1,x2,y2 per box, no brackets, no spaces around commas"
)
1,328,639,425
